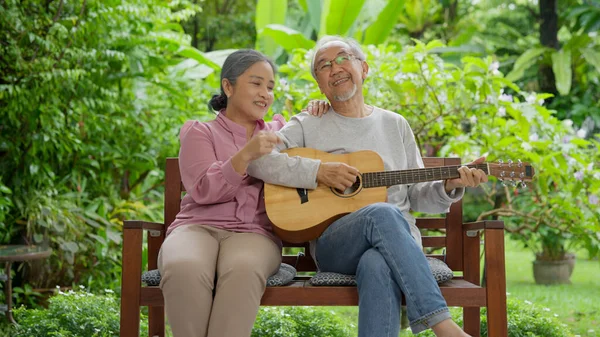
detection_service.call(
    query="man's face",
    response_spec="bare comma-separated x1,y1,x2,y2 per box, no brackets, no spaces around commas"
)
313,42,367,102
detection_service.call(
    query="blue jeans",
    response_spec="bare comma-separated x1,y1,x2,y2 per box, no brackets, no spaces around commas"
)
315,203,451,336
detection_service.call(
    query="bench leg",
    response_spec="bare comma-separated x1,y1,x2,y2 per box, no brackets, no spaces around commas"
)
485,229,508,337
148,306,165,337
120,229,143,337
463,230,481,336
463,307,480,336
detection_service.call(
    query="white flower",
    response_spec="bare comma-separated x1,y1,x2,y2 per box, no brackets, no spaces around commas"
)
589,194,599,205
414,52,425,62
489,61,500,75
563,119,573,128
526,94,537,105
575,171,584,181
105,289,114,294
497,106,506,117
437,117,445,130
529,133,539,142
521,142,532,151
577,129,587,138
499,93,513,102
469,116,478,124
554,314,559,317
525,300,533,305
438,92,448,105
543,308,551,311
394,72,408,82
587,163,594,171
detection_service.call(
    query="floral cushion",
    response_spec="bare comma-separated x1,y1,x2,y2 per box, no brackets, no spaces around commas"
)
309,257,453,286
141,263,297,287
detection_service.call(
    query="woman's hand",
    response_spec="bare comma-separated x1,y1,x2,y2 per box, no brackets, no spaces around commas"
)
303,100,330,117
232,131,281,175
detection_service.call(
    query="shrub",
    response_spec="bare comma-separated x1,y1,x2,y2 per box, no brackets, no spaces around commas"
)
252,306,352,337
13,287,148,337
416,297,573,337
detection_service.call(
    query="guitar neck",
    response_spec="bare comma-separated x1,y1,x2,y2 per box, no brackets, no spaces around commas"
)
362,164,489,188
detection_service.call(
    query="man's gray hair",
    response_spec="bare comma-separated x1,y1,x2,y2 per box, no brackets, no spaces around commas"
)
310,35,367,79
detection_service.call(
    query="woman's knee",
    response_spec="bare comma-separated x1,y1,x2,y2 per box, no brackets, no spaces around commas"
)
161,256,216,285
220,252,280,281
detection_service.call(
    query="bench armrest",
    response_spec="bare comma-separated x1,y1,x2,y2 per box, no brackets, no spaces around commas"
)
463,220,504,231
123,220,165,232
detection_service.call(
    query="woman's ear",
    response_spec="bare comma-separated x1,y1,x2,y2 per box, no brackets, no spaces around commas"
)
222,78,233,98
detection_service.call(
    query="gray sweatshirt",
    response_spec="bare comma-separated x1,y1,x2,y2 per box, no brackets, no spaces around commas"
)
248,107,464,253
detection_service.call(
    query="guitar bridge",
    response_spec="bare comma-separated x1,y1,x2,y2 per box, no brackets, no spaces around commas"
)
296,188,309,204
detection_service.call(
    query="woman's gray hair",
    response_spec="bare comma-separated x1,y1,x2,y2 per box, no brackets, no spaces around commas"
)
209,49,276,112
310,35,367,79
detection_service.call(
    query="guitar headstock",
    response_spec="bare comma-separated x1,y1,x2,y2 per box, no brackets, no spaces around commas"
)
487,159,535,187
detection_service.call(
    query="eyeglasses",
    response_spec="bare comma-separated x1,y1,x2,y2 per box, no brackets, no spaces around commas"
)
315,53,358,73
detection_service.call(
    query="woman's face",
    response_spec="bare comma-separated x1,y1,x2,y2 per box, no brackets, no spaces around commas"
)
226,61,275,121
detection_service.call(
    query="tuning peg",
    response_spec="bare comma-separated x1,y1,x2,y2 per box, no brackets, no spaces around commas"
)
517,159,523,168
520,180,527,188
508,159,513,167
511,180,517,187
498,159,504,167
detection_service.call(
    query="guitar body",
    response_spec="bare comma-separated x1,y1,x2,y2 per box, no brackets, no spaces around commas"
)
264,148,387,243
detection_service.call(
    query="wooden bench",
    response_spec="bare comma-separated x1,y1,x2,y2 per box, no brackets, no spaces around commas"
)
119,157,508,337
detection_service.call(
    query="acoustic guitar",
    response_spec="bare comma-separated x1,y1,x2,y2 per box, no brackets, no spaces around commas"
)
264,148,535,243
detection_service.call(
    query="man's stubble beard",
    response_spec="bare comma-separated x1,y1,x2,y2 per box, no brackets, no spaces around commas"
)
332,83,357,102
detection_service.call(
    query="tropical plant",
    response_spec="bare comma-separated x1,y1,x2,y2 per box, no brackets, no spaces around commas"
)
0,0,212,297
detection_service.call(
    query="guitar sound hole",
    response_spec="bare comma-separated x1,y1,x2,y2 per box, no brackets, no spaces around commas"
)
334,177,362,195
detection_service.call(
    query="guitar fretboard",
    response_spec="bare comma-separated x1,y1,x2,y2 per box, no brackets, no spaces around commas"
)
362,164,489,188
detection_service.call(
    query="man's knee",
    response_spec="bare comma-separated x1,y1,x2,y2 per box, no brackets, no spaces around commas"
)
363,203,410,231
357,249,390,278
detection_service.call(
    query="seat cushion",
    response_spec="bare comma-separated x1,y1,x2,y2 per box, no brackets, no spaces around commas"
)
309,257,453,286
141,263,297,287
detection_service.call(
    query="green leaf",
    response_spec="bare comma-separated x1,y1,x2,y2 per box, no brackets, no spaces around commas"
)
551,49,572,96
204,49,237,68
320,0,366,36
305,0,322,33
255,0,288,56
298,0,308,11
362,0,405,45
506,47,548,82
259,24,316,52
177,47,220,70
581,48,600,74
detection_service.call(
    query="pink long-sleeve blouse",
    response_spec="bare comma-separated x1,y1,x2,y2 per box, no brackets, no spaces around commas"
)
167,111,286,247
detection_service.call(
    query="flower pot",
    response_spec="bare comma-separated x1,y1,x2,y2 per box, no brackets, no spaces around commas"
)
533,253,575,285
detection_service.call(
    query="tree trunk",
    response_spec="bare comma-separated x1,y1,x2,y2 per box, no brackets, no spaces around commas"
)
538,0,559,96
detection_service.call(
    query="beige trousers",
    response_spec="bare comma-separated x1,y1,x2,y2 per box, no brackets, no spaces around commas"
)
158,225,281,337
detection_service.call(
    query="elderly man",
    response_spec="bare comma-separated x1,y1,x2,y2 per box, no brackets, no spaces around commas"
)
248,36,486,337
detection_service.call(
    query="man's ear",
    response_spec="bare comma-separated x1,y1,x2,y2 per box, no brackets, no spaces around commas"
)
222,78,233,98
361,61,369,81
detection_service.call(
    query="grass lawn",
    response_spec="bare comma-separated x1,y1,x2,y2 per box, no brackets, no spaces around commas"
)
504,238,599,337
328,236,600,336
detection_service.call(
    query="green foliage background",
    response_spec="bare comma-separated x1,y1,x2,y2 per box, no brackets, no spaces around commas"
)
0,2,599,336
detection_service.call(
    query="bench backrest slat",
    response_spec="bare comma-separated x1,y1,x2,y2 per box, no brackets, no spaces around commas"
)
163,157,464,272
